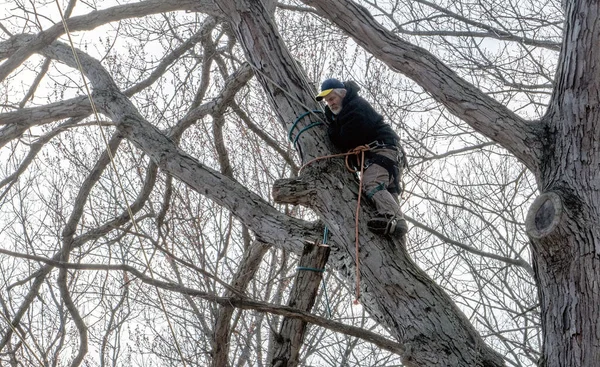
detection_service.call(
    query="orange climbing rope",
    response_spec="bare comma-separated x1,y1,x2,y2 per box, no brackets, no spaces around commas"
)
352,146,368,304
300,145,372,304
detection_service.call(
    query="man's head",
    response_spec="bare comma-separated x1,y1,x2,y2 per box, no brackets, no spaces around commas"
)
315,78,347,114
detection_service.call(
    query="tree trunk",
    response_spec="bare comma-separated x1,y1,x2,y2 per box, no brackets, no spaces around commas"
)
526,191,600,367
524,0,600,365
216,1,505,366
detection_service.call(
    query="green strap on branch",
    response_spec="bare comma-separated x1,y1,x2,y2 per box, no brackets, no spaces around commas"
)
295,226,332,317
296,265,332,318
288,110,324,145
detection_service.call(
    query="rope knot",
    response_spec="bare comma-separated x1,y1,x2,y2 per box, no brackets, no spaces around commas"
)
349,144,371,154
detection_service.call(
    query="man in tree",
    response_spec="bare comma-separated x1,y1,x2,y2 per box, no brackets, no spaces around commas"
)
316,78,408,237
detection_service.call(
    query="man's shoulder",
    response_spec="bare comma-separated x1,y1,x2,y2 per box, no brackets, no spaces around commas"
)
345,94,374,111
343,80,361,93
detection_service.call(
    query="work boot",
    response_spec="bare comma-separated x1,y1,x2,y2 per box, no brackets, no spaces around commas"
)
388,217,408,237
367,214,408,237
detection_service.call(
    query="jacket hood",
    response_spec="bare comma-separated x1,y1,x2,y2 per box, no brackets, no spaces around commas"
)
343,80,360,100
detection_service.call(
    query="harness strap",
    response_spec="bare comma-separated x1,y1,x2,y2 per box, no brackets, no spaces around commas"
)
366,182,386,199
365,153,402,195
289,110,325,163
288,110,324,143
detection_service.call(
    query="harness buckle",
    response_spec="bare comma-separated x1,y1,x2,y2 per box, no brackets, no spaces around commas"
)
367,140,383,150
368,140,399,151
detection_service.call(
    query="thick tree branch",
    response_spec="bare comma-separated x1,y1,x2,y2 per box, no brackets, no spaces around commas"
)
215,0,329,165
0,0,220,82
32,39,318,254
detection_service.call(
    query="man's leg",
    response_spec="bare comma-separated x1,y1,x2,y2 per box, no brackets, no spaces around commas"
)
362,149,407,236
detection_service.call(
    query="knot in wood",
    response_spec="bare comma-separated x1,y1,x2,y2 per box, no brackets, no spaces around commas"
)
525,191,563,239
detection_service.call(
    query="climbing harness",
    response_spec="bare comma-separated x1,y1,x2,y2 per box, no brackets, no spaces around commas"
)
292,131,408,304
364,153,401,195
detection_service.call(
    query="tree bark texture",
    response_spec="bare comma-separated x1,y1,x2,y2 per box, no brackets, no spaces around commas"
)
525,1,600,365
216,1,505,366
304,1,600,366
271,243,330,367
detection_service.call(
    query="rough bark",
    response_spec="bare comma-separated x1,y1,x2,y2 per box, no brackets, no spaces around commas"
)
524,1,600,365
216,1,505,366
305,1,600,366
271,243,330,367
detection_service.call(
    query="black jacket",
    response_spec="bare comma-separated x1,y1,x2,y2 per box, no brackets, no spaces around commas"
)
325,81,399,152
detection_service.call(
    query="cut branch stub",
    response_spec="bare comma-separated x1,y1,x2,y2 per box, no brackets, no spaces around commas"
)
526,191,563,239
